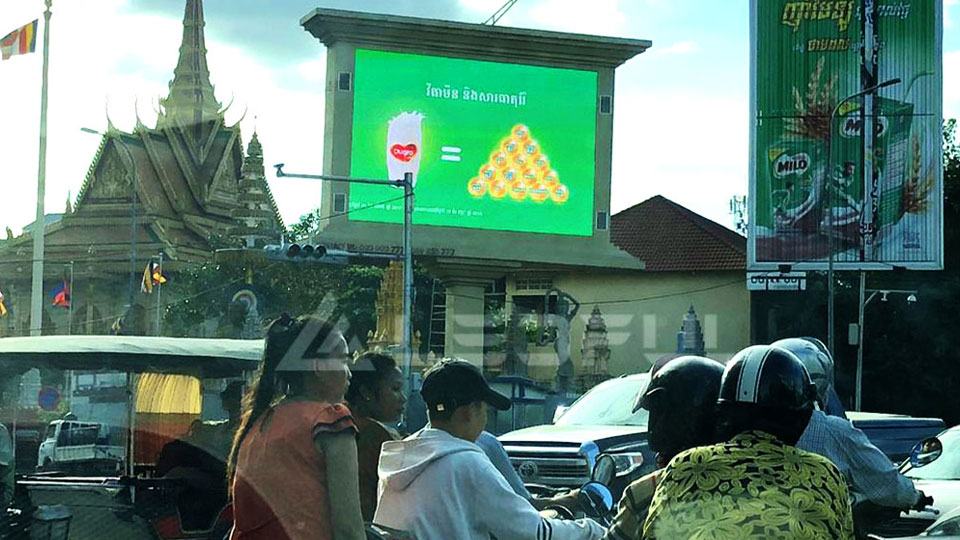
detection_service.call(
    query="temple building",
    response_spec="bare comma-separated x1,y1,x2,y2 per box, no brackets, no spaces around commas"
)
0,0,282,336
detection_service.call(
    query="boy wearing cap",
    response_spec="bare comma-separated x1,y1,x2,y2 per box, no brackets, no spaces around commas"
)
374,359,605,540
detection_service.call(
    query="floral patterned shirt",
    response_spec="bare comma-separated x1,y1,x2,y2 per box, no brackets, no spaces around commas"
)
642,430,854,540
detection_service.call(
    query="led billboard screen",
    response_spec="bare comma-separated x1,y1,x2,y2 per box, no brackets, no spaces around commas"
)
349,48,598,237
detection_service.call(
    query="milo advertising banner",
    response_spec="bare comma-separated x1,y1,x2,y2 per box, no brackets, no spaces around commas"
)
349,48,597,237
749,0,943,270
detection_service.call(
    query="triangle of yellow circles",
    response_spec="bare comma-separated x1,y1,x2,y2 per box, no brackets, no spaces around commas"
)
467,124,570,204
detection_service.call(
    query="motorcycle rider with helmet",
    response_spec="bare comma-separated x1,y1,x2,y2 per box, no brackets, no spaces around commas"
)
602,355,725,540
773,338,932,515
642,345,855,539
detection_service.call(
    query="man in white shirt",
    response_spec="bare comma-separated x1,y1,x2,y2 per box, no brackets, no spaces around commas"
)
374,359,605,540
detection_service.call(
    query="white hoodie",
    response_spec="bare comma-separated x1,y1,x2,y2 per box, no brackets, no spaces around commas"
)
374,428,605,540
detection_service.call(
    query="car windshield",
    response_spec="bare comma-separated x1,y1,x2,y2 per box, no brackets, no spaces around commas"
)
902,428,960,481
555,376,650,427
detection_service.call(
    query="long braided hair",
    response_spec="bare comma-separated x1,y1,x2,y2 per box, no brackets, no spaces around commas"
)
226,314,341,487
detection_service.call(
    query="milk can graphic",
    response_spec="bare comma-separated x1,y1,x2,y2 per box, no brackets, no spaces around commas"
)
386,112,424,186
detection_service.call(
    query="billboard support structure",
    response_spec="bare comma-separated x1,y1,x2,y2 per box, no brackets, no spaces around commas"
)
826,78,902,358
274,165,416,386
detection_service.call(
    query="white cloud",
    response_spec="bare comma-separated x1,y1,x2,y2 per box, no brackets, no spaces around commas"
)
525,0,629,36
945,50,960,121
654,41,700,55
610,89,747,230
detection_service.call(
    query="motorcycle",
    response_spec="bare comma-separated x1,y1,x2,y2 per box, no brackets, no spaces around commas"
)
539,453,617,527
856,436,942,540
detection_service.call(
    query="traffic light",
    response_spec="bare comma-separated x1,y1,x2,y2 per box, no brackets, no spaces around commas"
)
263,244,347,265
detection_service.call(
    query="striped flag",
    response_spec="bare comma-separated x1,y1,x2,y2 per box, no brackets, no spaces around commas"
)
1,20,38,61
141,262,166,294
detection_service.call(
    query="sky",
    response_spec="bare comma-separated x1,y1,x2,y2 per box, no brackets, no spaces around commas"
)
0,0,957,236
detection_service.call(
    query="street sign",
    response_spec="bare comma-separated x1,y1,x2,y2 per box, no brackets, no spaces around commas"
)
747,272,807,291
38,386,61,411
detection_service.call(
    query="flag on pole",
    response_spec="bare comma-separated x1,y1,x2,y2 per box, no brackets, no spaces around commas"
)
141,262,166,294
50,279,71,308
0,287,8,318
1,20,38,61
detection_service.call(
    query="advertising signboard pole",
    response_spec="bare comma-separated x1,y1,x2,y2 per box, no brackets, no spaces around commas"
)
825,79,900,358
402,173,414,387
274,165,415,379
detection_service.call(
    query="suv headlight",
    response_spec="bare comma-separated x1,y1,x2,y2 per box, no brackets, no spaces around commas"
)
610,453,645,477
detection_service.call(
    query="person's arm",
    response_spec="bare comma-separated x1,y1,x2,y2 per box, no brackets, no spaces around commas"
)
837,421,919,508
315,432,366,540
475,431,532,499
603,471,658,540
468,455,605,540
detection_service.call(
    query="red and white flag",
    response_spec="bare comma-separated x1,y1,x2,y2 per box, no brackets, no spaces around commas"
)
1,20,38,61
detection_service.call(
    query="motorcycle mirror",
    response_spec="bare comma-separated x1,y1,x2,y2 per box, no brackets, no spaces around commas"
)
910,437,943,468
592,453,616,486
578,481,614,519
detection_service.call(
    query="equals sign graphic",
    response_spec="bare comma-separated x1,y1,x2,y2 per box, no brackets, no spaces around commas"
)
441,146,462,162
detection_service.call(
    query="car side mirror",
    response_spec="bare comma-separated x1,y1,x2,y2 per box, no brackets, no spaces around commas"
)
591,453,616,486
910,436,943,468
578,481,614,518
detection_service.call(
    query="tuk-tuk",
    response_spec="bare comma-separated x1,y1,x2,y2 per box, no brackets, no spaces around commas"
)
0,335,262,540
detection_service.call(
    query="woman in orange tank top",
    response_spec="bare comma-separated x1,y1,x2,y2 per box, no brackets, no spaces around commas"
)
227,315,365,540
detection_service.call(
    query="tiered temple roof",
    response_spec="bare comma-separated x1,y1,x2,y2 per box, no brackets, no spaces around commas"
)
1,0,282,273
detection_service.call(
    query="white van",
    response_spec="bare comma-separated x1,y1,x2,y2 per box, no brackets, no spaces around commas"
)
37,419,124,474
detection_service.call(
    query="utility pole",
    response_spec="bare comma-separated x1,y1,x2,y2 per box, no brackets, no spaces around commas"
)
29,0,53,336
273,165,416,383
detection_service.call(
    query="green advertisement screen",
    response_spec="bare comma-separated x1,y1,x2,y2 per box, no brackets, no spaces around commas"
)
349,49,598,236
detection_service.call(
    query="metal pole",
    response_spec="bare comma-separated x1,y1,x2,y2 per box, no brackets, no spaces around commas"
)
29,0,53,337
67,262,73,335
827,120,836,359
125,142,138,309
856,270,866,411
402,173,414,386
825,78,901,360
155,253,162,336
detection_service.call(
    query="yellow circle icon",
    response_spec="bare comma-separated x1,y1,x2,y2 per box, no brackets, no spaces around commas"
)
491,152,509,168
512,153,529,169
533,154,550,172
468,177,487,198
523,140,540,157
501,138,521,155
543,170,560,184
500,168,518,183
529,183,549,202
551,184,569,203
509,181,528,200
489,179,508,198
479,164,497,181
521,168,539,184
512,124,530,141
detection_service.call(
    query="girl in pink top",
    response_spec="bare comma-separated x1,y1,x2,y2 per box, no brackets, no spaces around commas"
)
227,315,365,540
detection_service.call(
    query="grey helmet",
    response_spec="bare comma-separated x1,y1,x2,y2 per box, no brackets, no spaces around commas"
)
771,337,834,408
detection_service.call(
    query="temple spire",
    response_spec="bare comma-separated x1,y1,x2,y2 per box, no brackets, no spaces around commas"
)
158,0,221,128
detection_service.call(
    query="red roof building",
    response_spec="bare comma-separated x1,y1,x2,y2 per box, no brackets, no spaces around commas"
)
611,195,746,272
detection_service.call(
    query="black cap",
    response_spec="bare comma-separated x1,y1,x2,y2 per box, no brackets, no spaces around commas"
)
420,359,511,413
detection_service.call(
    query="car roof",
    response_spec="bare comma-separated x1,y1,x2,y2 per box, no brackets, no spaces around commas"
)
0,335,263,378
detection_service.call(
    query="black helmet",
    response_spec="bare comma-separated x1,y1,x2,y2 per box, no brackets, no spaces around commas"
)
771,337,833,407
717,345,817,444
635,356,725,464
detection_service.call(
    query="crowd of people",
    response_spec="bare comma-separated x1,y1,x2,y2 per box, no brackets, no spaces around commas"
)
154,314,931,540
